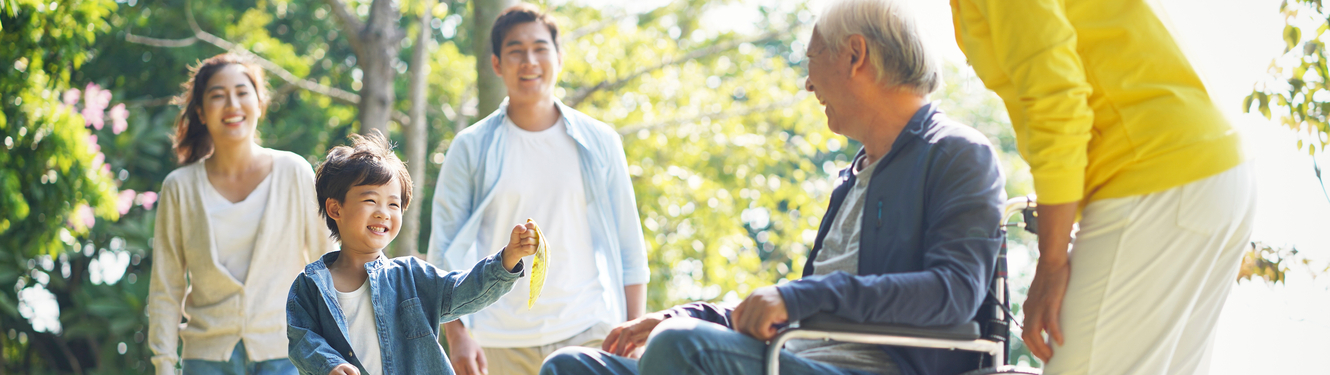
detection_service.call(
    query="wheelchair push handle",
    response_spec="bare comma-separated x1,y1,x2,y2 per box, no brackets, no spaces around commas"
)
1003,195,1037,235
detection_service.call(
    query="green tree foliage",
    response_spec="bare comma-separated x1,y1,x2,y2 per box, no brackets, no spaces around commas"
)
556,3,833,309
0,0,146,372
1,0,119,263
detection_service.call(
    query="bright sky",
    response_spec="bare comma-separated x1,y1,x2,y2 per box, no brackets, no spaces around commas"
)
568,0,1330,372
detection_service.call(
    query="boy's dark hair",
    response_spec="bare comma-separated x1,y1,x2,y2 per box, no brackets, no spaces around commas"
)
490,3,561,58
314,131,413,241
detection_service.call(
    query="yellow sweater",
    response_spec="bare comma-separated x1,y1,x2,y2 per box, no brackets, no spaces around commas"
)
950,0,1242,204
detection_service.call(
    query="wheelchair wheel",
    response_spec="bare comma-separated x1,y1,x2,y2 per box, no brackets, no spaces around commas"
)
958,365,1042,375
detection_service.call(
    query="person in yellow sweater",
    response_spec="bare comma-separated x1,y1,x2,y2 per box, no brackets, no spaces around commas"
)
951,1,1255,374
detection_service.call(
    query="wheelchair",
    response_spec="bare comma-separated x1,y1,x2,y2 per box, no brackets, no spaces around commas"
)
766,196,1042,375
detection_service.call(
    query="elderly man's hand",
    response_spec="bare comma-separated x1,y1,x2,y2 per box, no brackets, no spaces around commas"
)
602,312,668,358
732,286,789,341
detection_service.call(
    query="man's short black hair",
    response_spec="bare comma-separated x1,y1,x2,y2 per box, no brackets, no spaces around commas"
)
490,3,561,58
314,131,413,241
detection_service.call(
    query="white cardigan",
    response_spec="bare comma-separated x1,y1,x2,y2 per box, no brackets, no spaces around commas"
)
148,149,333,373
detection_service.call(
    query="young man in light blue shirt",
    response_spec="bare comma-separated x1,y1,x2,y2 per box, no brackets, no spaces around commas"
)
427,4,649,375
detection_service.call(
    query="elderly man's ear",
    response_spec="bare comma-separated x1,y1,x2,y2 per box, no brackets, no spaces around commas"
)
847,34,870,76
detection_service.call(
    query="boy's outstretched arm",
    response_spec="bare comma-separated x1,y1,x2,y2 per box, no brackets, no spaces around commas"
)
426,224,531,322
287,275,354,375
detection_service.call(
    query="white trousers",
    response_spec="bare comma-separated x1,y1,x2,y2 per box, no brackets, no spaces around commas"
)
1043,163,1255,375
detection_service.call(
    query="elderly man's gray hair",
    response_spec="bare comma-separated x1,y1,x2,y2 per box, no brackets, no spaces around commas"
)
816,0,940,96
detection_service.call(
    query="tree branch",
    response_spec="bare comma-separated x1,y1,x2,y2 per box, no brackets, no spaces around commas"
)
565,13,630,42
565,31,780,107
123,34,197,47
322,0,365,47
616,95,805,136
125,7,413,125
123,96,175,108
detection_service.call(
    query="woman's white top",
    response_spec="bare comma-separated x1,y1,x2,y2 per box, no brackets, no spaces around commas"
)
202,173,273,283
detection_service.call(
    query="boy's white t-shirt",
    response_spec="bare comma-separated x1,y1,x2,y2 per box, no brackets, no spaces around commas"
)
336,279,383,375
469,116,611,347
202,172,273,283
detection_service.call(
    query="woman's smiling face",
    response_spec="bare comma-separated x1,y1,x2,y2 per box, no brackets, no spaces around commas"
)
199,64,263,145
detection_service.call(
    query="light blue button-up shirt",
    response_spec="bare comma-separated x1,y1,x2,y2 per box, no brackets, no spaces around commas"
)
427,98,649,327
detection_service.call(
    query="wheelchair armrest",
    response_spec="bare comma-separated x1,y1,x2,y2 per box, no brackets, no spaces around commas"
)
798,313,982,341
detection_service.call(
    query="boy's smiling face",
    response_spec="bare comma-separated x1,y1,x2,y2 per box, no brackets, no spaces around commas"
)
326,177,404,254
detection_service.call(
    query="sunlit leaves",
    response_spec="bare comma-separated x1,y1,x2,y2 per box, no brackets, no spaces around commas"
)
1247,0,1330,155
550,3,832,310
1236,241,1330,284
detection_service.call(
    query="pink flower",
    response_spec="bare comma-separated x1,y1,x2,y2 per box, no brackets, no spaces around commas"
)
137,191,158,210
68,204,96,230
92,152,105,170
62,89,81,107
117,189,136,215
81,83,111,129
109,104,128,134
87,135,100,154
82,107,104,130
83,83,108,112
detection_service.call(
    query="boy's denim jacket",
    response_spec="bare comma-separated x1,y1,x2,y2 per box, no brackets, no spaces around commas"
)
286,250,521,375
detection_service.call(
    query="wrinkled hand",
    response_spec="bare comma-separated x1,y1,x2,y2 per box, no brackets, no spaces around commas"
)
328,363,360,375
602,312,667,358
501,222,538,271
1022,258,1071,362
731,286,789,341
447,331,488,375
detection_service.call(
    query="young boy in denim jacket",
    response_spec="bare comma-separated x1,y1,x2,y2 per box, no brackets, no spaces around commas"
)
287,133,538,375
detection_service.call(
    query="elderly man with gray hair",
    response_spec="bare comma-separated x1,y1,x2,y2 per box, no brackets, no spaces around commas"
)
539,0,1005,374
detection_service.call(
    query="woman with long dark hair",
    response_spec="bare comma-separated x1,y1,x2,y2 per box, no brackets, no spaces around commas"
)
147,54,332,375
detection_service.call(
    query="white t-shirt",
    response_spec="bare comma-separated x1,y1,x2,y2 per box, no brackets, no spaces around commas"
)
469,116,610,348
202,172,273,283
336,279,382,375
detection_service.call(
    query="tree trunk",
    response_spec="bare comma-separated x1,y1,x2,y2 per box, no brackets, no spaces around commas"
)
356,51,396,136
474,0,517,119
399,3,433,257
323,0,405,136
356,1,406,136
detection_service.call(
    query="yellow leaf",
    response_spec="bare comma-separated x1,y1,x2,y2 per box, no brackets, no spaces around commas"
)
527,219,549,309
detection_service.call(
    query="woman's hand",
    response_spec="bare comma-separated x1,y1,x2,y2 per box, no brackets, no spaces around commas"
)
1022,257,1070,362
1021,201,1078,362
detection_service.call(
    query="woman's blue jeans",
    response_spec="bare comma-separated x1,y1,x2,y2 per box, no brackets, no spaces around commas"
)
181,341,296,375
